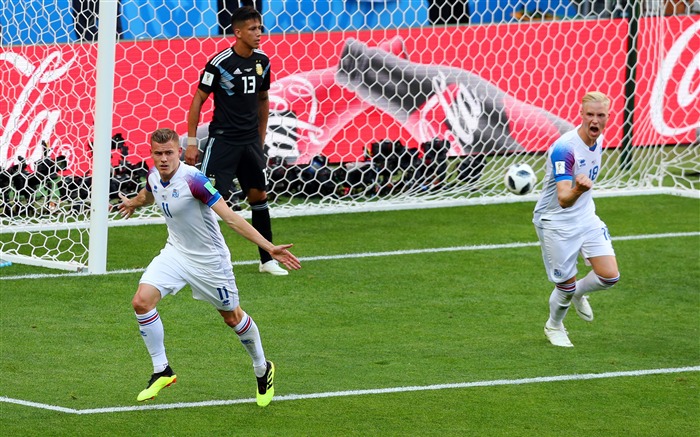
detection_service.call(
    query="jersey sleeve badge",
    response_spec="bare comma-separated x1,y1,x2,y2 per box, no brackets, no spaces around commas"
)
202,71,214,86
204,181,217,195
555,161,566,175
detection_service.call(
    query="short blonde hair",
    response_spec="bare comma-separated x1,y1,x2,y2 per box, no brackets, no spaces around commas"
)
151,128,179,145
581,91,610,107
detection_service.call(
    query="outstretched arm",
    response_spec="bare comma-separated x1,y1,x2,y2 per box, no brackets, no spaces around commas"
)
211,198,301,271
117,189,155,219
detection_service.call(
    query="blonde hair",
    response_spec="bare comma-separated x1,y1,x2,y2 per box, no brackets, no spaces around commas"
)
150,128,179,145
581,91,610,107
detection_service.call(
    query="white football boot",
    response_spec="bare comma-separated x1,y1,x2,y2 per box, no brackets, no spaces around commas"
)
572,295,594,322
544,322,574,347
259,260,289,276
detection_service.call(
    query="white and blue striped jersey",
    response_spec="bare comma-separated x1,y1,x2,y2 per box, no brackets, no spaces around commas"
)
146,163,229,267
533,127,604,229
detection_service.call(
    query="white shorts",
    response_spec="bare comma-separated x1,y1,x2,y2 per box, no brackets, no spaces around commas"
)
535,218,616,284
140,244,239,311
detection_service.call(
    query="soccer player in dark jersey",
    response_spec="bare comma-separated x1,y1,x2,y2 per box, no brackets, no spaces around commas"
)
186,6,287,275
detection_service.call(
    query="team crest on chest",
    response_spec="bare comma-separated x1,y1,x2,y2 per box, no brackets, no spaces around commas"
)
256,64,263,76
172,189,179,198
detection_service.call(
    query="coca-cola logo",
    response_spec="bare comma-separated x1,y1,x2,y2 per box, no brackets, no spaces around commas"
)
0,50,75,169
650,21,700,137
435,75,481,151
414,72,481,154
268,77,324,148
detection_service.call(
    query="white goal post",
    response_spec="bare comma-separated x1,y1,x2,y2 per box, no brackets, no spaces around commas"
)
1,1,698,272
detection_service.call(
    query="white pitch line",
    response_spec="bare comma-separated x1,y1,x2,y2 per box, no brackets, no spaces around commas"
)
1,366,698,415
299,231,700,262
2,231,698,281
0,396,76,414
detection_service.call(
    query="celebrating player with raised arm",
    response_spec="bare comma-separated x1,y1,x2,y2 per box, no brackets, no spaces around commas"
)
118,128,300,406
533,91,620,348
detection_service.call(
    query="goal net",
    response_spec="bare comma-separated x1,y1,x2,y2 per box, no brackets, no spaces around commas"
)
1,1,698,271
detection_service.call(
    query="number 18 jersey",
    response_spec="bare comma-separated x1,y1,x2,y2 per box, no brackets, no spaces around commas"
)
533,128,605,229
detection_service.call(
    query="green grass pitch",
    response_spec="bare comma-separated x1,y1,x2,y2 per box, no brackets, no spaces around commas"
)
1,195,698,436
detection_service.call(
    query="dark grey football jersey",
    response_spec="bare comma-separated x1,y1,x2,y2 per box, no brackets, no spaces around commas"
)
198,47,271,145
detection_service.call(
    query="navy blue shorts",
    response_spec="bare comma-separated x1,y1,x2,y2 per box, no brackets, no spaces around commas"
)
200,137,267,196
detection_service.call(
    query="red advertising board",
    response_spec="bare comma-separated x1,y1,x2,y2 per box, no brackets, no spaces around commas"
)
1,16,697,174
634,16,700,145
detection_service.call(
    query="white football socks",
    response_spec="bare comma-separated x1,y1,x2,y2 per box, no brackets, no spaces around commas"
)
135,308,168,373
574,270,620,298
234,312,267,377
547,283,575,328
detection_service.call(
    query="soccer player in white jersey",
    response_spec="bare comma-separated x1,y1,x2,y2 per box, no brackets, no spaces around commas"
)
533,91,620,347
117,128,301,405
